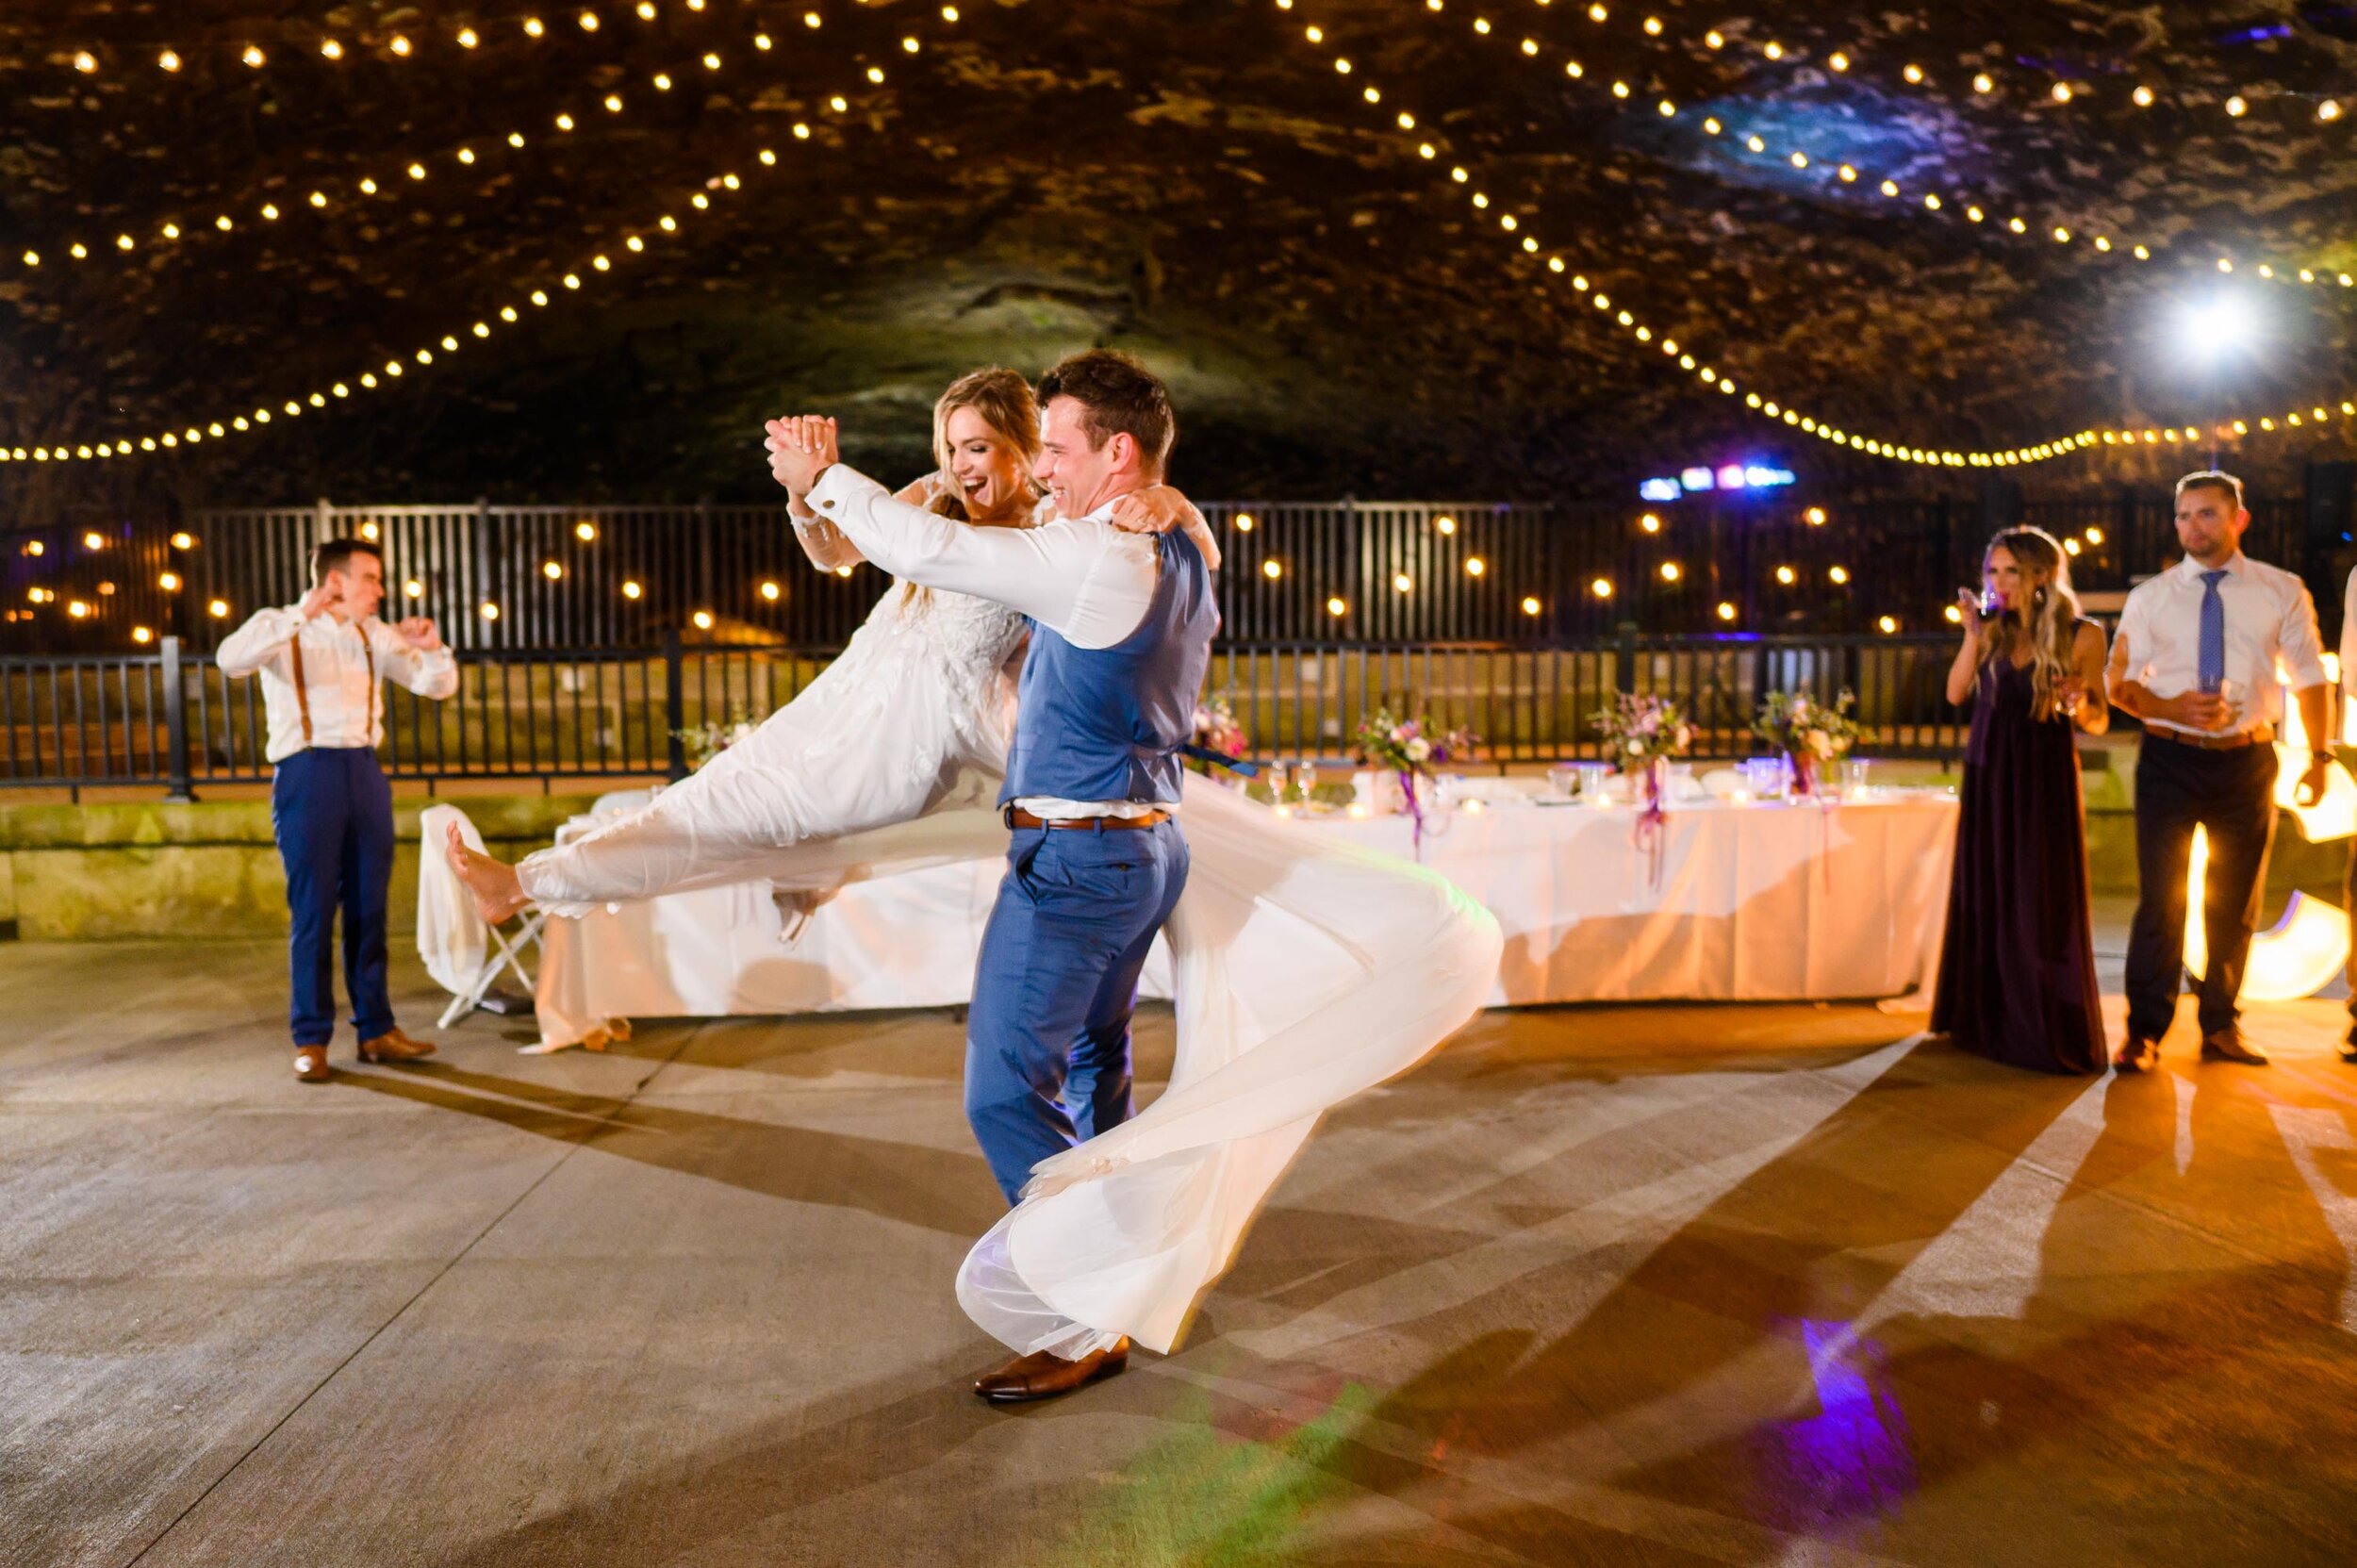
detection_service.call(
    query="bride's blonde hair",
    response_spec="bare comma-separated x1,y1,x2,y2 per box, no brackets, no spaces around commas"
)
902,367,1044,606
1976,527,2081,720
925,367,1041,521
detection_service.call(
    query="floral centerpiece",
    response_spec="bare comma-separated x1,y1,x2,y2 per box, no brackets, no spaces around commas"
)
1188,692,1250,773
1750,688,1859,797
1589,694,1693,886
672,706,757,770
1356,706,1476,851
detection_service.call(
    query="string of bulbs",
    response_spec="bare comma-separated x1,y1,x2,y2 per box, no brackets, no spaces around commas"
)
1475,0,2352,132
8,5,901,287
1418,1,2357,292
1276,1,2357,467
0,18,948,465
44,2,811,91
8,0,2349,471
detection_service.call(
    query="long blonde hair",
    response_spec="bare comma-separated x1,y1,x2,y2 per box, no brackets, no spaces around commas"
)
902,367,1043,604
924,367,1040,520
1976,527,2081,719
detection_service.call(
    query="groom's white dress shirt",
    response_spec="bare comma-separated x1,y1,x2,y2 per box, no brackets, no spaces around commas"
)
2113,552,2325,737
216,605,459,764
802,463,1172,819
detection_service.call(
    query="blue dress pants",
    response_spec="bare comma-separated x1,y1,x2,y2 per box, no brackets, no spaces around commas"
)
270,748,398,1048
965,819,1188,1204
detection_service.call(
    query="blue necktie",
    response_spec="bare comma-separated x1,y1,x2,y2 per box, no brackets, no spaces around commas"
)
2197,569,2228,693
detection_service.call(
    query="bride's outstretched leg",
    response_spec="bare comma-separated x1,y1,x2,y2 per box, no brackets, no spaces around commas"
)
444,821,531,923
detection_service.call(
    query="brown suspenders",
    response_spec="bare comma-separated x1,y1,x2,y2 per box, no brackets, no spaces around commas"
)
287,619,377,750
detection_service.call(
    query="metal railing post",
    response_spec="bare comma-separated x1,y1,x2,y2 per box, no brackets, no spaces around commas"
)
664,631,688,783
161,635,197,801
1614,620,1638,696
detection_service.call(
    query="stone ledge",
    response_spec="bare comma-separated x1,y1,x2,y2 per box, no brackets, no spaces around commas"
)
0,794,605,940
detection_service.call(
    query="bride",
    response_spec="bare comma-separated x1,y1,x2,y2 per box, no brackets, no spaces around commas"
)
447,366,1501,1378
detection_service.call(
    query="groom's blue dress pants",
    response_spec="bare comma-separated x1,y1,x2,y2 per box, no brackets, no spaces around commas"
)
966,819,1188,1203
270,747,398,1048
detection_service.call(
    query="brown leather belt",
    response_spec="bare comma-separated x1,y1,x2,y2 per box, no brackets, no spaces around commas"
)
1004,807,1171,831
2147,724,2274,751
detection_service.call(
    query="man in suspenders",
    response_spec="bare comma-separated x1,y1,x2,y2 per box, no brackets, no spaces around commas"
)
217,539,459,1081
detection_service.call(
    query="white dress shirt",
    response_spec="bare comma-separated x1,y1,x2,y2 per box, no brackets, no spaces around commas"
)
216,604,460,765
804,463,1173,817
2115,552,2327,736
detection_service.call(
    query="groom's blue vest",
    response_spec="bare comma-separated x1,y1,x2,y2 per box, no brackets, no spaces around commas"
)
1001,525,1216,807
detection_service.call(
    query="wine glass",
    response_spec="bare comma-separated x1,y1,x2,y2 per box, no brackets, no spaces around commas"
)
1295,760,1318,806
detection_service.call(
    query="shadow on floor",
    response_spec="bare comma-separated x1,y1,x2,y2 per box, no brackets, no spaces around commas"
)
338,1059,1002,1238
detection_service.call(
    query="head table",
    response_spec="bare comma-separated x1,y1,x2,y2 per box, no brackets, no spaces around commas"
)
523,782,1959,1052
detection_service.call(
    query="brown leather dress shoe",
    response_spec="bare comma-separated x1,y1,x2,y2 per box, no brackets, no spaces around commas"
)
292,1046,331,1082
357,1027,437,1065
2113,1036,2158,1073
973,1337,1130,1404
2200,1028,2268,1065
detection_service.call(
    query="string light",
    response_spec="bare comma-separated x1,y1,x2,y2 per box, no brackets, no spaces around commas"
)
5,11,938,463
1270,2,2357,466
14,7,861,284
1406,5,2347,287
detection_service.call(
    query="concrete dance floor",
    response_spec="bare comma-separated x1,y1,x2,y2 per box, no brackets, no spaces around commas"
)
7,936,2357,1567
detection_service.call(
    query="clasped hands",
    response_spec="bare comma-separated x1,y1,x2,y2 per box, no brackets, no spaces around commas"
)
761,413,1208,542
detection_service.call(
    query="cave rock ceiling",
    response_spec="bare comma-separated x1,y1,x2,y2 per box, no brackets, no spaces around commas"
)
2,0,2354,503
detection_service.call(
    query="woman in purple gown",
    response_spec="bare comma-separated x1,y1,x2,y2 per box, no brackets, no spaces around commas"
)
1931,528,2114,1073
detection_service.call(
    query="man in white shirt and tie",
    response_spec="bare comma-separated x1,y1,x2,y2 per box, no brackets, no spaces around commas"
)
2106,470,2332,1071
216,539,459,1081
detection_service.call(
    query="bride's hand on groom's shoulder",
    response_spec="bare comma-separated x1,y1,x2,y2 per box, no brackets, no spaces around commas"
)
1107,486,1195,536
1109,487,1223,569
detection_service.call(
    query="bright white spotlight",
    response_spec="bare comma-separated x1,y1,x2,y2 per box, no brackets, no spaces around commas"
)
2178,292,2259,359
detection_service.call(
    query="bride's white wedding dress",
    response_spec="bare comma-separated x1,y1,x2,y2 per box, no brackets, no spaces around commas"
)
515,575,1502,1359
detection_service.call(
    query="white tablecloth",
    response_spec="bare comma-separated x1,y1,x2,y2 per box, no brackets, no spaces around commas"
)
1314,795,1959,1006
530,792,1958,1048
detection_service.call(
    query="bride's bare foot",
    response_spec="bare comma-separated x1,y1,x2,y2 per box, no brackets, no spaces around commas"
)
444,821,530,923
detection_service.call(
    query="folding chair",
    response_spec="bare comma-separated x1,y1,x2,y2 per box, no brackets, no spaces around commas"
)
417,803,548,1029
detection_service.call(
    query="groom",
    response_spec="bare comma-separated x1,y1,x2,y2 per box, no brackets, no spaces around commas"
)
765,351,1217,1402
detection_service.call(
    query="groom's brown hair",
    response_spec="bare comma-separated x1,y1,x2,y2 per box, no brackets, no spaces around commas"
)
1036,350,1176,476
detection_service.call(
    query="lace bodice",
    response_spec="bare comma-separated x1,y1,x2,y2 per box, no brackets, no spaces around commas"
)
883,580,1028,677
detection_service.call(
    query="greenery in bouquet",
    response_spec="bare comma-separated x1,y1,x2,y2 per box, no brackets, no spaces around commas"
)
1751,688,1860,765
673,705,758,769
1590,693,1694,765
1356,706,1477,851
1356,707,1476,779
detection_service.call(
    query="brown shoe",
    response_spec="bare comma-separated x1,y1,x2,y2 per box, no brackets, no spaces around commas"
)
2113,1036,2158,1074
973,1337,1130,1404
357,1027,437,1065
292,1046,331,1082
2200,1028,2268,1065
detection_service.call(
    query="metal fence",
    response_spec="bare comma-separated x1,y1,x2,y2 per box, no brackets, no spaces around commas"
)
5,475,2347,657
1,631,1973,798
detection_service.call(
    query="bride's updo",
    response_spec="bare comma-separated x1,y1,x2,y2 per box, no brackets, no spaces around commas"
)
927,366,1042,522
